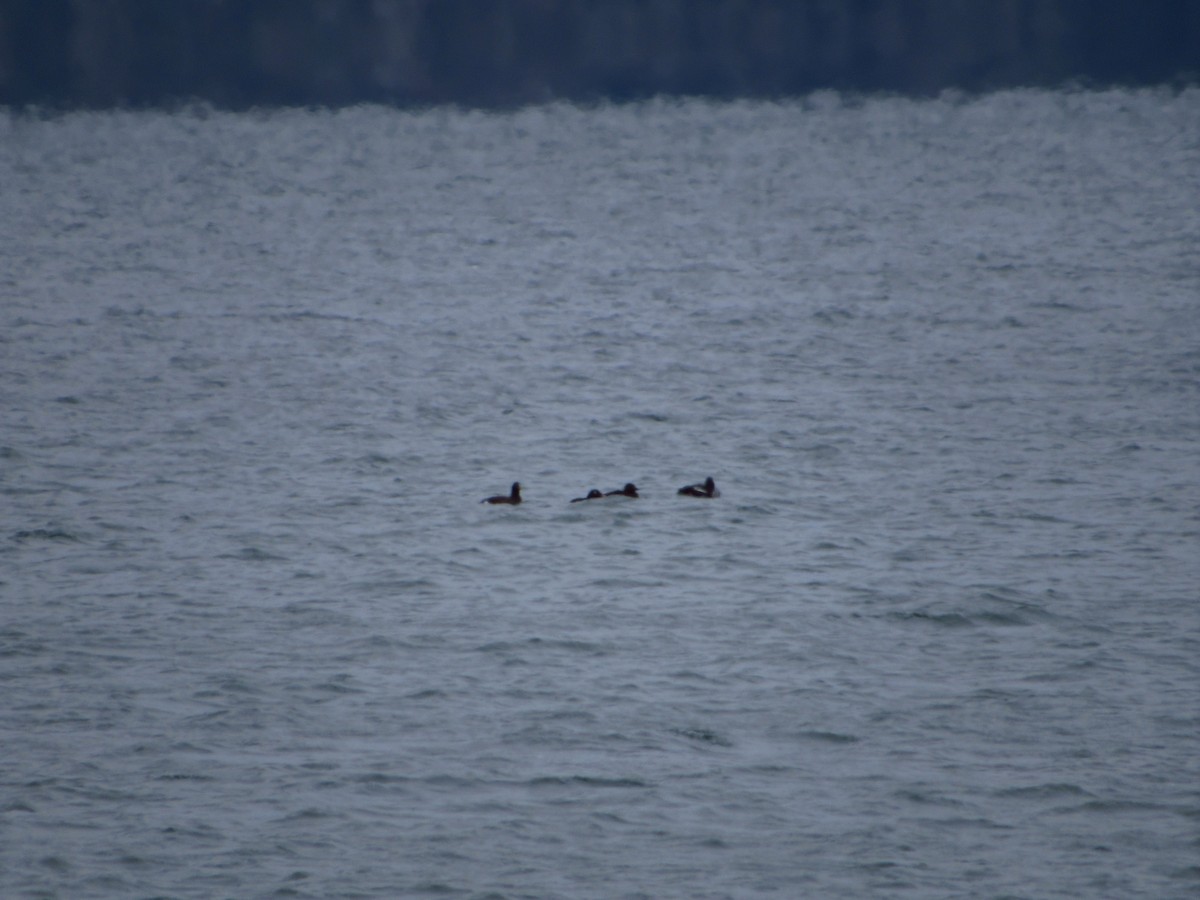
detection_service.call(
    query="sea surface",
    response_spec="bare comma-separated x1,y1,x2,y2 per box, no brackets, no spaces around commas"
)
2,90,1198,899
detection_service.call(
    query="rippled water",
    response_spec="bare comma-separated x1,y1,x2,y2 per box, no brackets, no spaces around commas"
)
2,91,1199,899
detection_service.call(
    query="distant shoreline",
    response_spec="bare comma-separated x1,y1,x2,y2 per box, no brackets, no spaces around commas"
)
2,0,1197,109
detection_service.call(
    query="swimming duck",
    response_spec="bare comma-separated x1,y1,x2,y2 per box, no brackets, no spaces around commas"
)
677,476,719,498
482,482,522,505
570,489,604,503
605,483,639,498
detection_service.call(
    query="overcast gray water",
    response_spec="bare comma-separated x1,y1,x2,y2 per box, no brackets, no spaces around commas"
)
2,90,1199,899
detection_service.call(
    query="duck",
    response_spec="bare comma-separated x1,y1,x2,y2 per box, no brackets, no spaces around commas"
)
570,489,604,503
482,482,522,505
605,483,639,498
677,476,719,498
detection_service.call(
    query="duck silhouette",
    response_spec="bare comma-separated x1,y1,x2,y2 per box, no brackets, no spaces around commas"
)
677,476,719,498
482,482,522,505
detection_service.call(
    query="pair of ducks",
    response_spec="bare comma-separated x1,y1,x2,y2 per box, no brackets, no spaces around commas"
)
571,483,640,503
482,476,719,505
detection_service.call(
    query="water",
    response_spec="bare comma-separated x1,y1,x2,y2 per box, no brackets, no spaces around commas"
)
2,90,1198,899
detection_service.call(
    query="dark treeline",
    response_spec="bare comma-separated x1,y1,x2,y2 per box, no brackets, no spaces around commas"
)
1,0,1197,109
